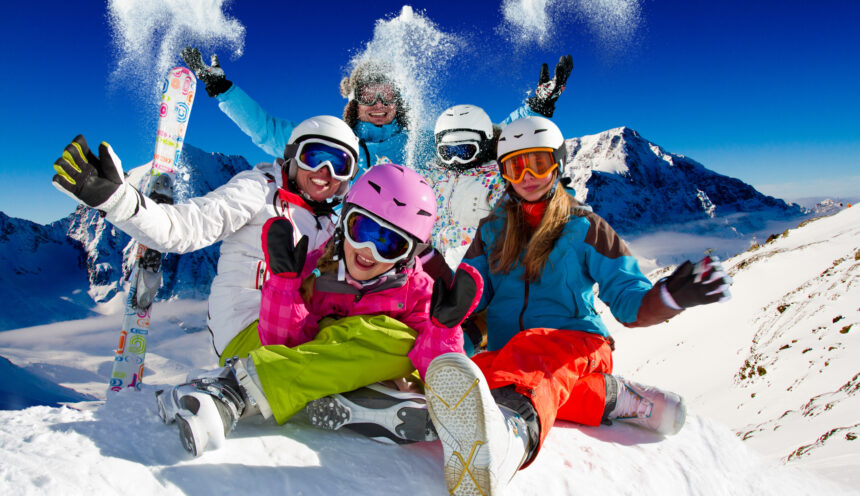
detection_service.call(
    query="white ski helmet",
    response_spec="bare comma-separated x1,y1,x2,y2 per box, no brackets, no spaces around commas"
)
434,104,495,170
496,115,566,165
283,115,361,198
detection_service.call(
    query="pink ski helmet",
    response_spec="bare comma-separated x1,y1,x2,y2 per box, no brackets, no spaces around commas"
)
343,164,437,242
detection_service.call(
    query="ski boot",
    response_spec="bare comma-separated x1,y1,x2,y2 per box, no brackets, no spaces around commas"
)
155,358,271,456
424,353,532,495
602,374,686,435
305,383,438,445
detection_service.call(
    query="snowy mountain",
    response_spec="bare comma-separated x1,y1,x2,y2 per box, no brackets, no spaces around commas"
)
563,127,807,235
0,211,95,330
0,145,251,331
0,207,857,494
561,127,818,270
794,197,857,217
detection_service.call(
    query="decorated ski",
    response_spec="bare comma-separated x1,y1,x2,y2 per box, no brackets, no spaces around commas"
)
109,67,197,392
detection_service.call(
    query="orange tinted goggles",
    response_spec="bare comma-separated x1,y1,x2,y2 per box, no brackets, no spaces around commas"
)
500,148,559,184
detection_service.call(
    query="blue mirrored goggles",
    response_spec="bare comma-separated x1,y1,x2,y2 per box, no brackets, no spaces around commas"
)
296,139,356,181
344,208,414,264
436,141,480,164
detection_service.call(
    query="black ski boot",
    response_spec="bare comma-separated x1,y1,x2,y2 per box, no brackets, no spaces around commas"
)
305,383,437,444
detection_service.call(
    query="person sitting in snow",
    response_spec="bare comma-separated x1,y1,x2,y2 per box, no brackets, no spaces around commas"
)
284,58,576,444
51,115,361,367
152,164,483,455
422,115,734,495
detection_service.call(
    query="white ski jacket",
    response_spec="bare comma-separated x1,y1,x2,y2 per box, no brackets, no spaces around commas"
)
424,161,506,268
106,161,337,356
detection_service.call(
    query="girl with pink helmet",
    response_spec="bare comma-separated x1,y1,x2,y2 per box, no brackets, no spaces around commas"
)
154,163,483,455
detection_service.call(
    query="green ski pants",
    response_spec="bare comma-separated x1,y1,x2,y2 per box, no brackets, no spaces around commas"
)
225,315,418,424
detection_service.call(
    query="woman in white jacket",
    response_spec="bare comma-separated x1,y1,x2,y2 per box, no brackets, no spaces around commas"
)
52,115,360,364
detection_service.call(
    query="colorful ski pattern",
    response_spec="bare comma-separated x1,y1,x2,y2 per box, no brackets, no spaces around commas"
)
109,67,196,392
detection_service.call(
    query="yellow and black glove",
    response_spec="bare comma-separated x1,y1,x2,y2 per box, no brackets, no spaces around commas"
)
52,135,133,214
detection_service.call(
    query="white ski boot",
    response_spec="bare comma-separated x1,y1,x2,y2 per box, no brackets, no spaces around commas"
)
155,358,271,456
305,383,438,444
425,353,531,495
603,375,686,435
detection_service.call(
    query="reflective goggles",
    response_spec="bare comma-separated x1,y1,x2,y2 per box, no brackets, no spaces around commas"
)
436,141,480,164
296,139,356,181
500,148,559,184
344,208,414,264
355,82,399,106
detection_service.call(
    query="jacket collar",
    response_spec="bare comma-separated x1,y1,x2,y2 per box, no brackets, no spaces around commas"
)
353,120,404,143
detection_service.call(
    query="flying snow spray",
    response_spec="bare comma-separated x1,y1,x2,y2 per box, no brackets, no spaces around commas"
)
346,6,464,170
107,0,245,200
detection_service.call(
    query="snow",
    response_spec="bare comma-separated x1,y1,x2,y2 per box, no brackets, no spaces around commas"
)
1,209,859,494
108,0,245,102
499,0,642,51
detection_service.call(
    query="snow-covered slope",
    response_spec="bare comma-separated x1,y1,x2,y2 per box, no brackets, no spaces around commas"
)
609,205,860,489
0,207,857,494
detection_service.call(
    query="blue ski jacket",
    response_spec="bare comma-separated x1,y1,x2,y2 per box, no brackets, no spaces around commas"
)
463,200,656,351
216,84,433,174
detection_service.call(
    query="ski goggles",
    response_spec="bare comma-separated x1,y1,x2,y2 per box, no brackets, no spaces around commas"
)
500,148,559,184
344,207,414,264
295,139,357,181
436,141,481,164
355,82,399,106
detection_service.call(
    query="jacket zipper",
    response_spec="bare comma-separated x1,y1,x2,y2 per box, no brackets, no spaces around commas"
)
519,280,530,333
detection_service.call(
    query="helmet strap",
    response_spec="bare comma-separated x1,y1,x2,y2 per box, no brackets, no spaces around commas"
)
281,158,342,216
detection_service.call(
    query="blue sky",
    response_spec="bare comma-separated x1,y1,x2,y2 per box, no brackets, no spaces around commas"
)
1,0,858,224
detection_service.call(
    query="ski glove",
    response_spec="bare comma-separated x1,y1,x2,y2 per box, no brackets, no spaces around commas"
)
663,255,733,309
527,54,573,118
430,263,484,328
52,135,133,214
262,217,309,278
181,46,232,97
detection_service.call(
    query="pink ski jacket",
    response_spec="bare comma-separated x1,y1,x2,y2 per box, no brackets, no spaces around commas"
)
258,248,465,378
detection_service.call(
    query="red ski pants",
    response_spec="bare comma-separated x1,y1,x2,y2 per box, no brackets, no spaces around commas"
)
471,328,613,458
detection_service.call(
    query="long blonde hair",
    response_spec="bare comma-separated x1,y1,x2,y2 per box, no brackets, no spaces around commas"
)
489,185,575,283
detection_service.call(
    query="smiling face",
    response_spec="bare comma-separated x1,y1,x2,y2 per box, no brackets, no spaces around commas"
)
295,166,343,202
509,169,556,202
356,101,397,126
342,240,396,281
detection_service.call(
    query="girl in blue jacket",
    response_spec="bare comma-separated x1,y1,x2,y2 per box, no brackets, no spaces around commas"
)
423,116,733,496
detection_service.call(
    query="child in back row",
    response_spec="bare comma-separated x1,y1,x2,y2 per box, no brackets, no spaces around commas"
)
154,164,483,454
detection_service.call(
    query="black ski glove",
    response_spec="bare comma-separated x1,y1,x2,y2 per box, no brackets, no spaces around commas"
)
262,217,309,278
181,46,232,97
527,54,573,118
664,255,732,309
430,263,484,328
52,135,130,212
